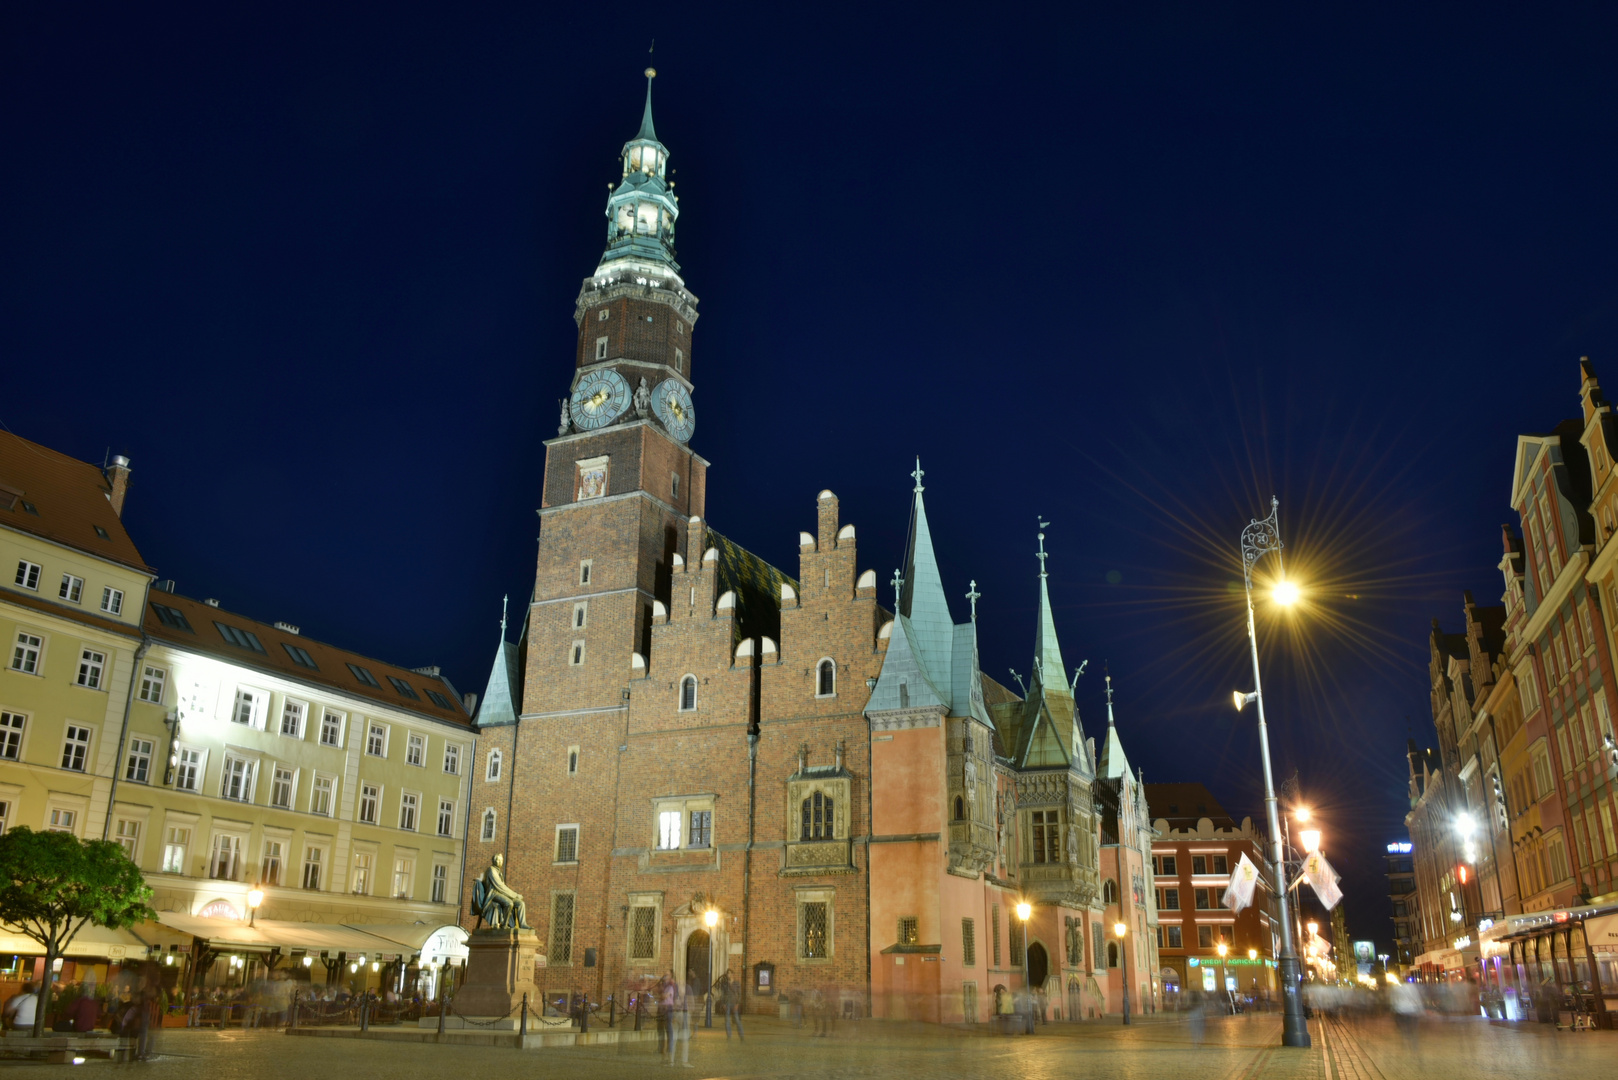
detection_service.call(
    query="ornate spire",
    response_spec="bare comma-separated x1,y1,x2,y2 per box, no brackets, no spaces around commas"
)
1033,519,1066,687
1098,667,1133,779
1105,672,1116,727
966,580,980,622
500,593,509,638
598,69,679,272
899,459,955,685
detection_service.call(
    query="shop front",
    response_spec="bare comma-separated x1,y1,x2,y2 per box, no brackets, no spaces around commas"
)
1476,904,1618,1027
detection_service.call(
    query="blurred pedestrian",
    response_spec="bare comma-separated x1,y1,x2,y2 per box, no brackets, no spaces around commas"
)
716,972,743,1040
5,981,37,1034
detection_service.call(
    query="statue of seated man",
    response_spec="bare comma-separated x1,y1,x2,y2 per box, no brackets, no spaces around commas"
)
478,853,531,930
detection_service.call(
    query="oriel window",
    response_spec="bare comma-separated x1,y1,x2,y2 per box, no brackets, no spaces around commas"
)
801,791,834,840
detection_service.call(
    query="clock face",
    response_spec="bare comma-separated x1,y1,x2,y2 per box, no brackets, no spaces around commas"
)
652,380,696,442
570,370,631,430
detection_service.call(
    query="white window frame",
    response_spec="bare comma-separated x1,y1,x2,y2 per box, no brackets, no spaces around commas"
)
679,674,697,712
61,723,93,771
301,843,327,891
437,797,455,837
208,831,246,880
14,560,41,591
11,631,43,675
0,710,27,761
270,764,296,809
309,773,335,816
75,648,106,690
569,640,585,666
138,665,166,704
579,560,592,585
279,698,307,738
399,790,420,832
124,735,154,783
173,744,207,792
392,855,415,899
486,748,502,782
352,850,375,895
112,817,142,862
405,732,425,767
58,574,84,604
358,782,381,825
443,742,461,775
795,887,836,962
594,335,609,360
319,710,345,748
219,753,258,803
100,586,124,615
572,602,588,629
481,808,497,842
366,721,389,758
657,808,682,850
161,825,192,874
231,687,266,728
431,863,449,903
261,838,286,886
45,806,79,835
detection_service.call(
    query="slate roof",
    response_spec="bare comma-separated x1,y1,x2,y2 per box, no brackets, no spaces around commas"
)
0,430,151,572
706,527,797,647
144,588,470,727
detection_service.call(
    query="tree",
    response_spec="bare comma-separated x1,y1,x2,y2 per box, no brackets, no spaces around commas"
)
0,827,155,1037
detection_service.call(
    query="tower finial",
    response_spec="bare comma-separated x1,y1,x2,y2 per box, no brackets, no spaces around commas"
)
891,568,904,612
912,457,925,494
1037,518,1051,579
966,580,980,622
1105,667,1117,728
501,594,509,637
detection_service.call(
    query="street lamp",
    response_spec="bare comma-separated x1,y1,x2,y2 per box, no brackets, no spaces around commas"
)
1234,498,1310,1048
1299,829,1321,854
1016,902,1033,1033
247,885,264,928
1295,806,1311,823
1217,942,1230,1010
1115,922,1130,1025
704,907,719,1028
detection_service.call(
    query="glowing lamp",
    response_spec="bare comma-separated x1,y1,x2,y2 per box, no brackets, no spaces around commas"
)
1016,902,1032,922
372,962,380,973
302,956,313,967
1295,807,1312,823
1300,829,1321,853
1217,943,1228,958
704,908,719,929
1273,580,1299,606
1114,922,1127,939
1306,921,1319,936
1248,949,1258,960
1455,813,1477,838
1232,690,1258,712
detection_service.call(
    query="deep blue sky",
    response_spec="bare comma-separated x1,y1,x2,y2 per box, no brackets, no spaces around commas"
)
7,3,1618,952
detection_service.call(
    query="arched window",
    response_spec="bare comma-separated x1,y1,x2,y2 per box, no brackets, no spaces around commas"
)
816,659,836,697
480,809,497,842
679,675,697,712
1106,942,1119,968
954,795,965,821
801,790,834,840
1103,879,1118,905
486,749,502,782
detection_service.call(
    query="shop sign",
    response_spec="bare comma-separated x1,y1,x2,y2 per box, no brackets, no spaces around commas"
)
1386,842,1413,854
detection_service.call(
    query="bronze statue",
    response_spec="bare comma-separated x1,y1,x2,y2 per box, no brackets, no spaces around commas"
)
472,853,531,931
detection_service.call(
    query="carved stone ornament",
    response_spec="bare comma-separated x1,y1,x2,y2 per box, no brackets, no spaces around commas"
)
558,398,572,436
634,376,652,419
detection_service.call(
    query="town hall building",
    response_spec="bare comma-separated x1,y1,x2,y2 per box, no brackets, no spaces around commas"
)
460,71,1159,1024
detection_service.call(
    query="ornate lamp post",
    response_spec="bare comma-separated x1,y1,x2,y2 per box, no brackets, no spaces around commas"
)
1015,902,1032,1033
704,908,719,1028
247,885,264,928
1232,498,1311,1048
1217,942,1229,1010
1115,922,1130,1025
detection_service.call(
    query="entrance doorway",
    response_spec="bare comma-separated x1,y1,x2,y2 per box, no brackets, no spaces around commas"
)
1027,942,1048,990
686,929,711,996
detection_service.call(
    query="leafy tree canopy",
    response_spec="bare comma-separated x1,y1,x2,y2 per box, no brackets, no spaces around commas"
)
0,827,155,952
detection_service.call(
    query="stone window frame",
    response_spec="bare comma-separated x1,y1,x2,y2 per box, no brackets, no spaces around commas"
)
786,776,850,843
678,674,698,712
653,794,715,851
550,890,578,965
579,559,593,586
814,658,836,699
566,745,580,776
486,748,503,782
569,640,586,666
572,602,588,630
794,886,835,963
481,808,497,842
554,823,580,865
626,892,663,963
961,917,976,967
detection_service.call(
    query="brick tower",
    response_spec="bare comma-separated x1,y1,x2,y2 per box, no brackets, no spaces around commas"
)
530,67,705,719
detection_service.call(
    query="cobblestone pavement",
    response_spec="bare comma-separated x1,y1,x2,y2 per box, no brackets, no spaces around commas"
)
103,1011,1610,1079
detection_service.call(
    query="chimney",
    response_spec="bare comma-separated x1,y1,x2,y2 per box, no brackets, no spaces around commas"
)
106,455,132,517
274,622,300,635
203,598,220,608
462,692,479,714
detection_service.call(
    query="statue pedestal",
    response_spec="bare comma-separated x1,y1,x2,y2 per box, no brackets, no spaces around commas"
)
452,929,543,1019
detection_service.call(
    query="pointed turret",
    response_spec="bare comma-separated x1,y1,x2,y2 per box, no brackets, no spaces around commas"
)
636,68,659,143
900,458,956,678
1033,520,1066,684
598,68,680,272
476,596,523,728
1097,673,1132,779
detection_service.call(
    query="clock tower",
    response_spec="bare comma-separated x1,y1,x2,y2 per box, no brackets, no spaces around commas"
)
528,68,707,716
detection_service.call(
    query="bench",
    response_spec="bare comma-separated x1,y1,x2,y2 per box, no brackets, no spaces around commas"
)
0,1033,139,1063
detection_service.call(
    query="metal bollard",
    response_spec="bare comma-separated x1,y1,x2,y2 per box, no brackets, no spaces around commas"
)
359,996,369,1033
579,992,588,1033
609,995,615,1028
289,990,299,1031
519,993,528,1042
634,994,642,1031
437,997,446,1035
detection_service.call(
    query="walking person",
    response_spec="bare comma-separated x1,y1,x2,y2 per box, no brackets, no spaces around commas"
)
657,975,673,1057
717,972,744,1040
666,973,693,1068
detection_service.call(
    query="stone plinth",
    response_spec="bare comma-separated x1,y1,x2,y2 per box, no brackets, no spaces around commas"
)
451,929,542,1018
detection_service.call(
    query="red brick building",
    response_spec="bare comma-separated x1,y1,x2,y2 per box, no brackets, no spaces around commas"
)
460,74,1157,1023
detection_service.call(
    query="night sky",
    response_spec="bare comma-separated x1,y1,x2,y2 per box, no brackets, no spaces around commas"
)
8,4,1618,954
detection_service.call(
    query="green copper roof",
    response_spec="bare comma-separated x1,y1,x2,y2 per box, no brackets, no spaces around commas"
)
1033,526,1066,685
476,633,522,729
1097,675,1132,779
899,462,956,690
637,71,659,144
